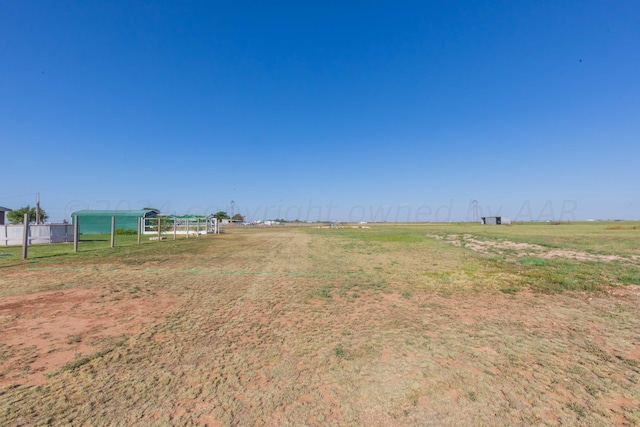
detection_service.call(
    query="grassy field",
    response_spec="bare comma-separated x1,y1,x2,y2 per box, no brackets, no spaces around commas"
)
1,222,639,426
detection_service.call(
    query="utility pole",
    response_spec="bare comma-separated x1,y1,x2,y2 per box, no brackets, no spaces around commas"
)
36,192,41,224
22,213,29,259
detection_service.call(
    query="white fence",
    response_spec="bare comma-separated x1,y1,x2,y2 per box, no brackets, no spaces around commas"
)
0,224,75,246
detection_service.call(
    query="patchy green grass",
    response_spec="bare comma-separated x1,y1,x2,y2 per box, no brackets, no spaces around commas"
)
1,224,639,426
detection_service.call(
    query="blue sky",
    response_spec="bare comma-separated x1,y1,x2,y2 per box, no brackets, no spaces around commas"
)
1,1,638,222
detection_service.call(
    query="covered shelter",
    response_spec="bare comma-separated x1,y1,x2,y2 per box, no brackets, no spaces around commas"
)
149,214,210,235
71,209,159,234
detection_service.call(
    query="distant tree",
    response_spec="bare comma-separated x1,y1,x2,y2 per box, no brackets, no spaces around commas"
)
213,211,230,220
231,214,244,221
7,205,48,224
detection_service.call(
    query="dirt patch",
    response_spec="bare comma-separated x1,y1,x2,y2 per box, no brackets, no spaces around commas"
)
607,284,640,297
0,288,175,388
432,234,634,263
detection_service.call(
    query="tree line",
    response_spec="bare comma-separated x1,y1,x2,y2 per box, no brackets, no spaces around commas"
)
6,206,49,224
212,211,244,221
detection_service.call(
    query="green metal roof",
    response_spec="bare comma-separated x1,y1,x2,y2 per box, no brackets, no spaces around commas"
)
70,209,159,217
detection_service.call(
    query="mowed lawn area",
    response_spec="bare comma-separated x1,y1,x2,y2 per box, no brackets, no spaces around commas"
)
1,223,639,426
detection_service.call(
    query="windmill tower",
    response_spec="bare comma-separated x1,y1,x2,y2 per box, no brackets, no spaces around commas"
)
230,200,235,219
471,200,479,222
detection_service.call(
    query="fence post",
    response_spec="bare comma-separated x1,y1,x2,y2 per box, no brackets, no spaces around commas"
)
186,218,189,239
196,218,200,237
137,217,141,245
74,215,79,252
173,218,177,240
157,217,161,242
22,213,29,259
110,216,115,248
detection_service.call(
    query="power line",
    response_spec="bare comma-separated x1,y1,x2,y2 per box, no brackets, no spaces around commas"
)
0,192,38,201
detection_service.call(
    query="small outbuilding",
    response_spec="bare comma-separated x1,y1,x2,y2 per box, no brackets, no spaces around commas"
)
71,209,159,234
481,216,511,225
0,206,11,225
482,216,502,225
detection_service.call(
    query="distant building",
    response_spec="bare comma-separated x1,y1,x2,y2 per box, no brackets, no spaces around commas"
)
0,206,11,225
220,218,243,225
482,216,502,225
481,216,512,225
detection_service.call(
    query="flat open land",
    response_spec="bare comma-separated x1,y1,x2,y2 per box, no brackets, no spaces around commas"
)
1,223,639,426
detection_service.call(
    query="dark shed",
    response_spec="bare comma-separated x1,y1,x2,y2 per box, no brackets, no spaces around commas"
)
481,216,502,225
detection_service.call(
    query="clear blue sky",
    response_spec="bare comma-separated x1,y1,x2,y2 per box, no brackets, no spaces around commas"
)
1,1,638,222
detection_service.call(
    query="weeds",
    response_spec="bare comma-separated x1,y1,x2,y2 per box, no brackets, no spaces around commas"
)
66,335,82,344
60,355,94,372
0,345,12,361
567,402,587,417
518,258,545,266
620,274,640,285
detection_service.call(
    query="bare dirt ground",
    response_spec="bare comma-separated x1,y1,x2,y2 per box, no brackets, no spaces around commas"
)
1,227,639,426
0,288,175,388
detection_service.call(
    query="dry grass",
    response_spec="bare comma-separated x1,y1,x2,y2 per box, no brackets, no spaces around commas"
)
1,224,639,426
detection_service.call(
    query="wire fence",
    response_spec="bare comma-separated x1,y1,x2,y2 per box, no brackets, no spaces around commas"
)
3,216,220,260
143,217,215,236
